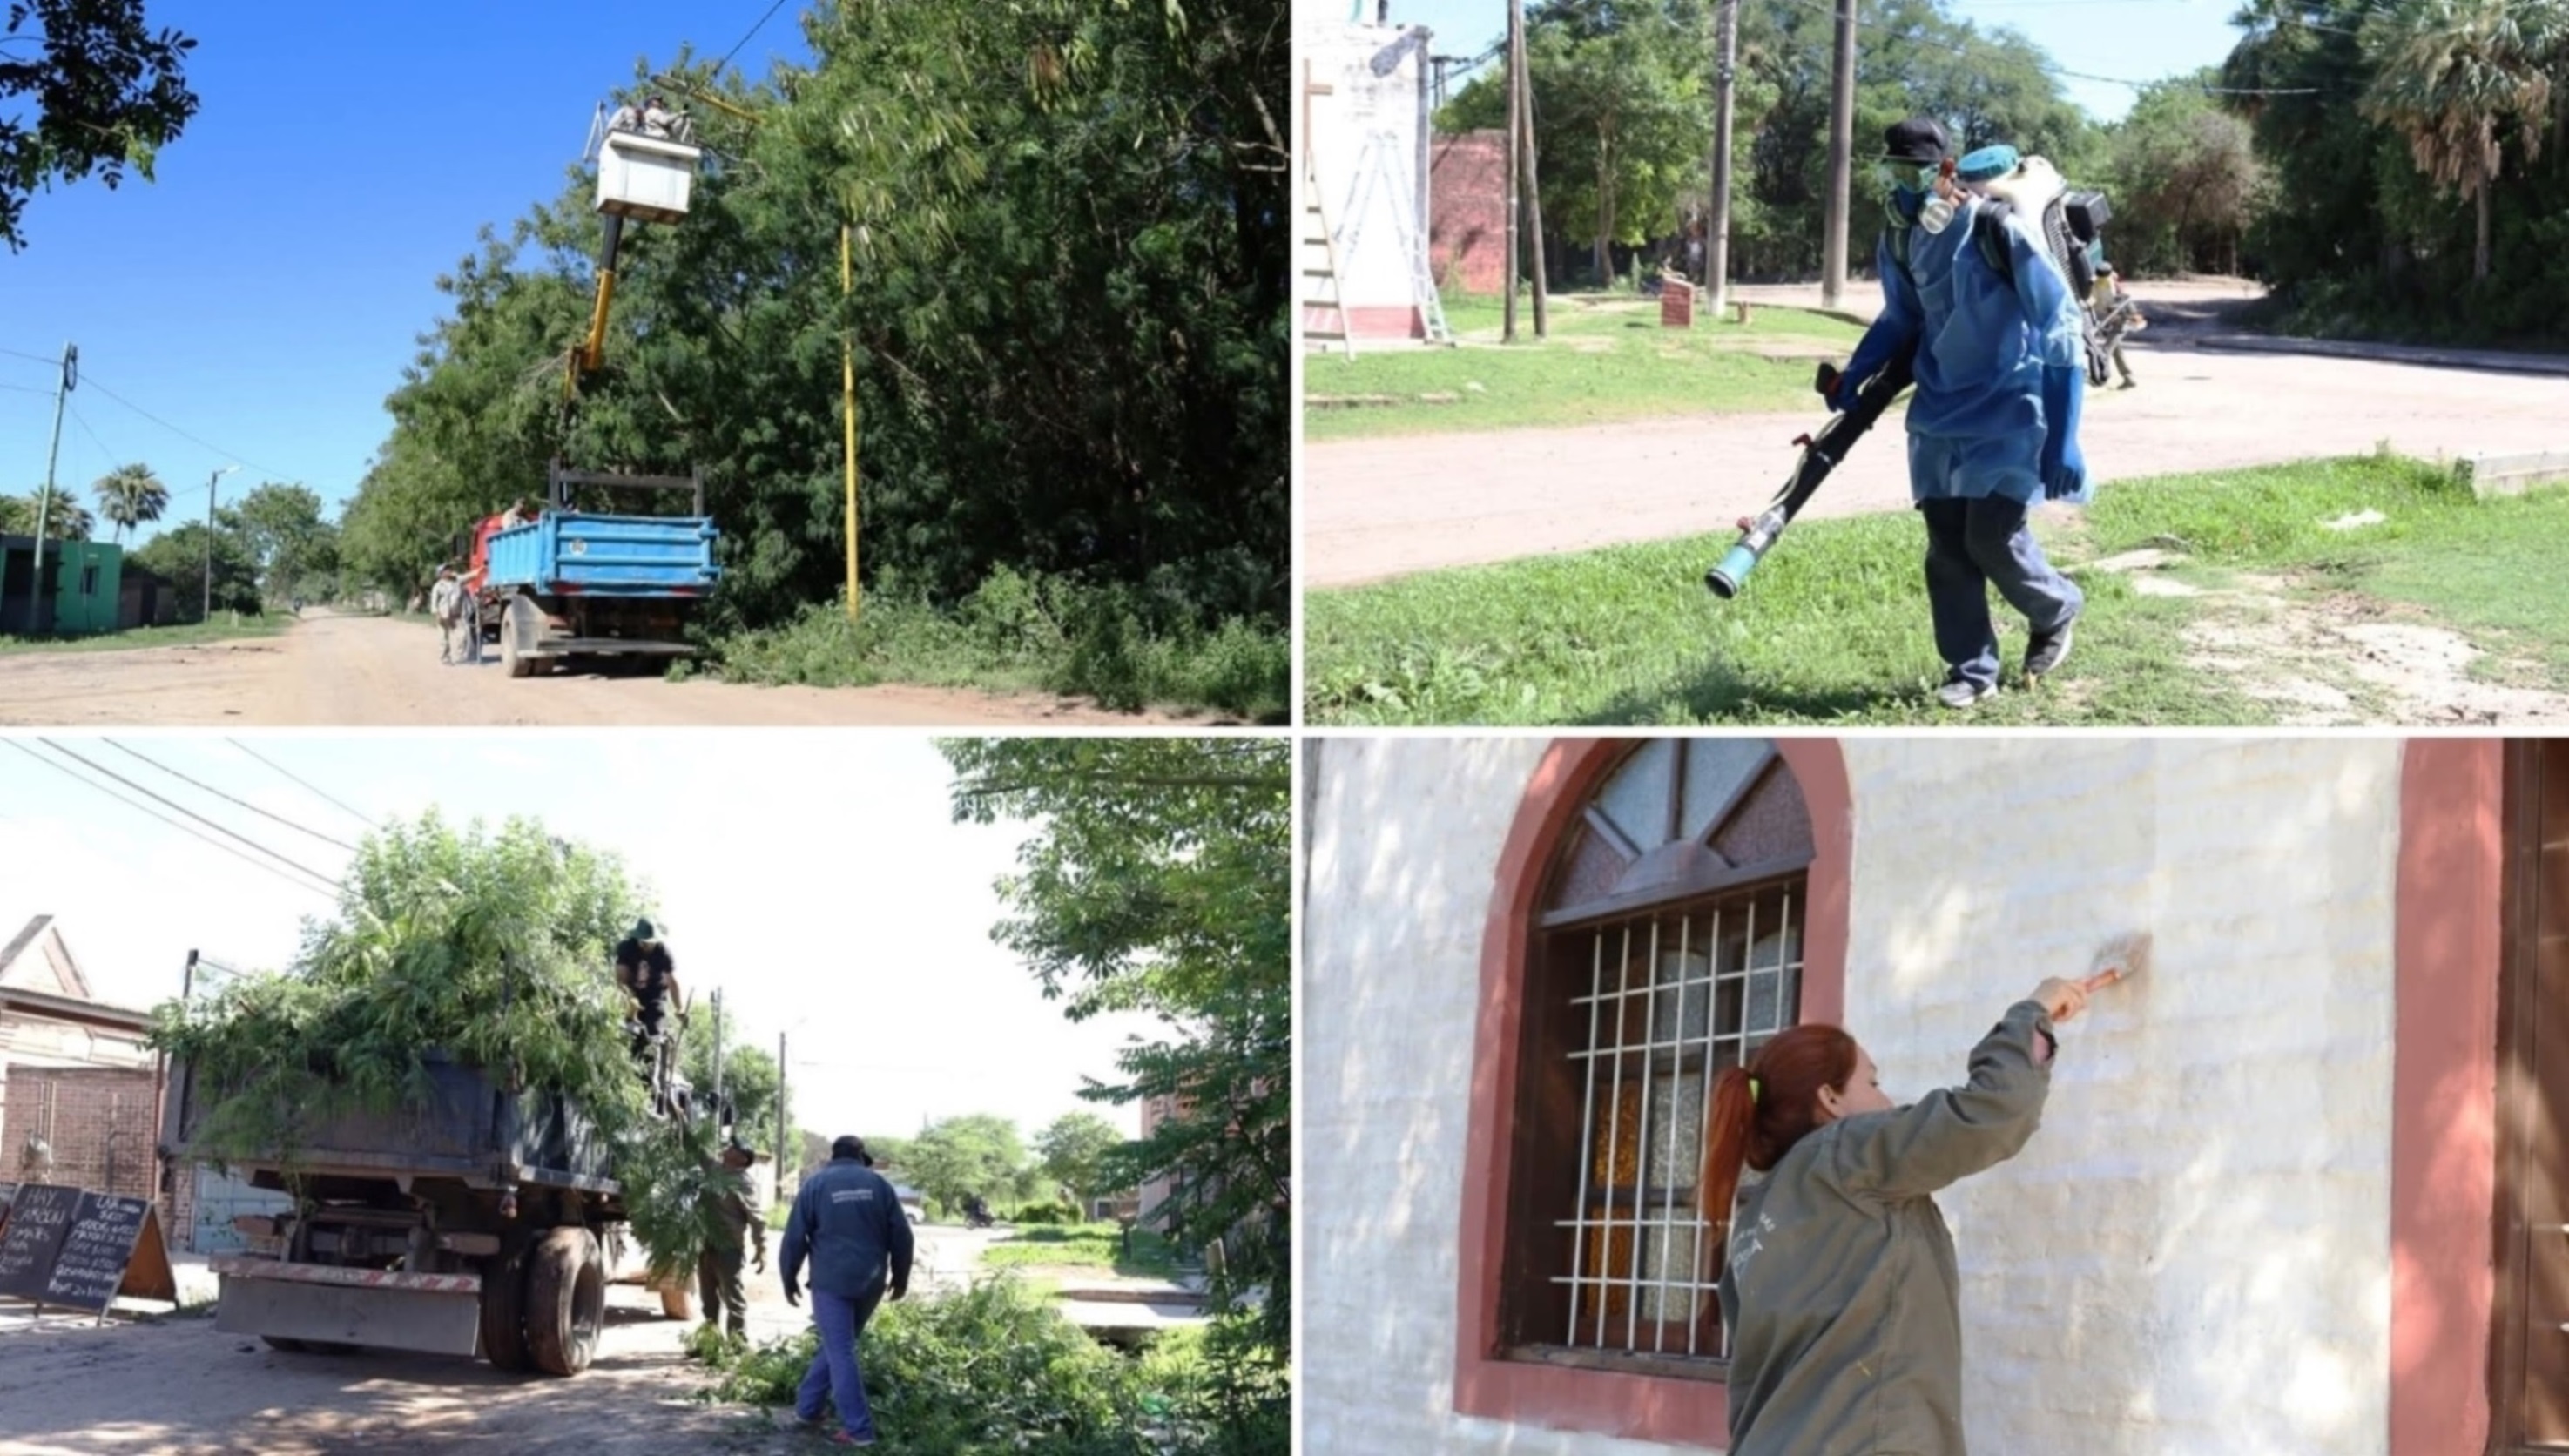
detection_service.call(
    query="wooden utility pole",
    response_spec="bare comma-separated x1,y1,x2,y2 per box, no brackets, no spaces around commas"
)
1512,0,1549,336
777,1031,790,1183
843,225,860,621
30,342,74,631
1503,3,1520,342
1821,0,1857,309
1708,0,1740,311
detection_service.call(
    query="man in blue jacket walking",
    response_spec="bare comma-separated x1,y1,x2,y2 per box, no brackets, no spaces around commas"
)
781,1135,914,1446
1828,117,2091,710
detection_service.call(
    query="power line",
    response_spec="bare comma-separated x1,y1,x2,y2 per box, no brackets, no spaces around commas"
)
712,0,793,78
225,737,380,830
36,738,347,893
101,738,361,852
4,740,340,903
77,374,300,483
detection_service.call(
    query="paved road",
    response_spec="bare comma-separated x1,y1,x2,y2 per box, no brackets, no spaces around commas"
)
0,611,1205,727
1305,280,2569,588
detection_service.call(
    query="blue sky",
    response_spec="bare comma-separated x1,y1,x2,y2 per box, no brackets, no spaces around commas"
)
0,1,811,546
1379,0,2249,124
0,732,1151,1143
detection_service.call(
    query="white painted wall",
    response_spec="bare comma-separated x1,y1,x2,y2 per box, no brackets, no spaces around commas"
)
1301,23,1432,322
1302,738,2404,1456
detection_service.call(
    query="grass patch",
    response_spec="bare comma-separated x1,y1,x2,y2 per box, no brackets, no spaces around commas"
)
1304,292,1864,442
980,1223,1183,1282
1304,453,2569,725
0,613,290,655
698,567,1287,723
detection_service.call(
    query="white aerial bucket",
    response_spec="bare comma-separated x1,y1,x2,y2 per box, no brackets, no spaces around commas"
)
596,130,702,224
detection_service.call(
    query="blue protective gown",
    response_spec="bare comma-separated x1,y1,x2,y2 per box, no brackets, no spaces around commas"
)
1834,197,2088,505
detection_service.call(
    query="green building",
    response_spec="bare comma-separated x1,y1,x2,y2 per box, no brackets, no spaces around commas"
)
0,536,126,637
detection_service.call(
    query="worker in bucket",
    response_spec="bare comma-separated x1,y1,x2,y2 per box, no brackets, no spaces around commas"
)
1825,118,2090,710
698,1139,768,1343
782,1135,914,1448
1704,974,2101,1454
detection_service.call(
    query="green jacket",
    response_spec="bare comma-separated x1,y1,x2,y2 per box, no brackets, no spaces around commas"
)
1719,1001,2055,1456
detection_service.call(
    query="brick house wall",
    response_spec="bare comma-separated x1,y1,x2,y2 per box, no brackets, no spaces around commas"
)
3,1065,167,1208
1430,130,1507,295
1303,737,2416,1456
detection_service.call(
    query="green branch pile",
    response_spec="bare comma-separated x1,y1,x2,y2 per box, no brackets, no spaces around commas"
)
148,812,739,1280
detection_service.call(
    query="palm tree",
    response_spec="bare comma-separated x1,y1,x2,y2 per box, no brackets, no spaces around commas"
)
2359,0,2569,282
4,487,95,541
91,463,170,544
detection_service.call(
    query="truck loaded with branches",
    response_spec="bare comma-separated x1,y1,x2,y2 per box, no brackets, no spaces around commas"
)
150,814,744,1375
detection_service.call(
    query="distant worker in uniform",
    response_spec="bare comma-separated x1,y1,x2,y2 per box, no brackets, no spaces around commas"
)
698,1139,768,1342
429,564,464,665
614,919,685,1072
783,1135,914,1448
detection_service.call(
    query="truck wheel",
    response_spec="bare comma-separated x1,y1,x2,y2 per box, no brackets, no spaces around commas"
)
480,1244,535,1373
525,1226,605,1377
502,597,542,679
659,1285,692,1320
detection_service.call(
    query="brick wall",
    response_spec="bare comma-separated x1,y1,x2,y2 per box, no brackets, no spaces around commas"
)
1430,130,1507,296
1303,737,2408,1456
3,1063,166,1210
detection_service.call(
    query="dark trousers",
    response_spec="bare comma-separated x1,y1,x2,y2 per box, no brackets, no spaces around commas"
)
1919,496,2082,689
697,1246,747,1338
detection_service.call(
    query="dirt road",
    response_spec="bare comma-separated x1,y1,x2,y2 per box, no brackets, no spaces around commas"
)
0,613,1203,727
0,1225,1003,1456
1305,280,2569,588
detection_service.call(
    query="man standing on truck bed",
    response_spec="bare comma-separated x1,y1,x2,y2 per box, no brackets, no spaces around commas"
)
782,1135,914,1448
613,919,684,1073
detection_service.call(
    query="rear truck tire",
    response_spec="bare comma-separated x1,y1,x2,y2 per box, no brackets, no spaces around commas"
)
525,1226,606,1377
480,1244,535,1373
659,1285,692,1320
502,597,543,679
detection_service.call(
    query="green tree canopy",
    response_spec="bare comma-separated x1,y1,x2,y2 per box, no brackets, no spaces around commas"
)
941,736,1289,1356
91,462,169,543
902,1113,1036,1213
0,0,199,250
1035,1110,1126,1206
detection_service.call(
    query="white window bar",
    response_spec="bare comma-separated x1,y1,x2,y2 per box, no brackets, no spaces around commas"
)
1564,932,1607,1346
1596,920,1633,1348
1548,889,1804,1360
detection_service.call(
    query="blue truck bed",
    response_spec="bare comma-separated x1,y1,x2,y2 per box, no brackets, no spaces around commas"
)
483,512,718,597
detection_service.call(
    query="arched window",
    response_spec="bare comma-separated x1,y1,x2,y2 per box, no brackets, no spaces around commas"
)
1500,738,1815,1378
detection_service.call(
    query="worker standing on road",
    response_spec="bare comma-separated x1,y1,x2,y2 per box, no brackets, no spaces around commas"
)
429,564,464,665
782,1135,914,1448
698,1139,768,1343
1824,118,2090,711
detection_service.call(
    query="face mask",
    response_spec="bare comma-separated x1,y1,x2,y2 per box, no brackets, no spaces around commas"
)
1918,192,1956,235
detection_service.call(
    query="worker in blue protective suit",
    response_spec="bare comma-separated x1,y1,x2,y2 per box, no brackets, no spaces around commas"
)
1825,118,2090,710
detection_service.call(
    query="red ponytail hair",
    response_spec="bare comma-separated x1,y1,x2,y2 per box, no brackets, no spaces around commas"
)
1699,1024,1859,1268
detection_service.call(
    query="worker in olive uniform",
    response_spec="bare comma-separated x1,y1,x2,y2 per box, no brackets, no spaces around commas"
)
698,1140,768,1341
783,1136,914,1447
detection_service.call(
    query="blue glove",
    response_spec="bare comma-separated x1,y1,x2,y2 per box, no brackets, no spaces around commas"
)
2039,364,2088,502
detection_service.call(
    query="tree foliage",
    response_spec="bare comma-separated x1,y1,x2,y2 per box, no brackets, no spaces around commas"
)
0,0,199,250
146,812,740,1282
904,1112,1040,1213
1035,1110,1125,1206
91,462,168,543
2098,72,2270,275
334,0,1285,675
130,516,259,614
0,486,91,539
941,737,1289,1362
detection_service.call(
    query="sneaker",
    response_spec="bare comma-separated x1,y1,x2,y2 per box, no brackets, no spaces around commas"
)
2024,617,2076,680
1936,677,1999,710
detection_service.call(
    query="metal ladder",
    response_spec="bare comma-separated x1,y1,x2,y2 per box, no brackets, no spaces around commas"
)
1338,129,1455,347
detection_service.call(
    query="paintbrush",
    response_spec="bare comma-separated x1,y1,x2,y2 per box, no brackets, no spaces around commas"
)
2082,931,2153,994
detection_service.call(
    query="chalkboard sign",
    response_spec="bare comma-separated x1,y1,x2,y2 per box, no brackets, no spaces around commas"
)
43,1193,165,1314
0,1183,79,1302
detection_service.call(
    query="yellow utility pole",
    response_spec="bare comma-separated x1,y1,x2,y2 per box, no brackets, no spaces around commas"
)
843,223,860,620
654,77,861,617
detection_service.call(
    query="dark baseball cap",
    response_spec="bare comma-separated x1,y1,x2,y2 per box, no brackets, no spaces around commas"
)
1881,117,1950,166
831,1135,873,1166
